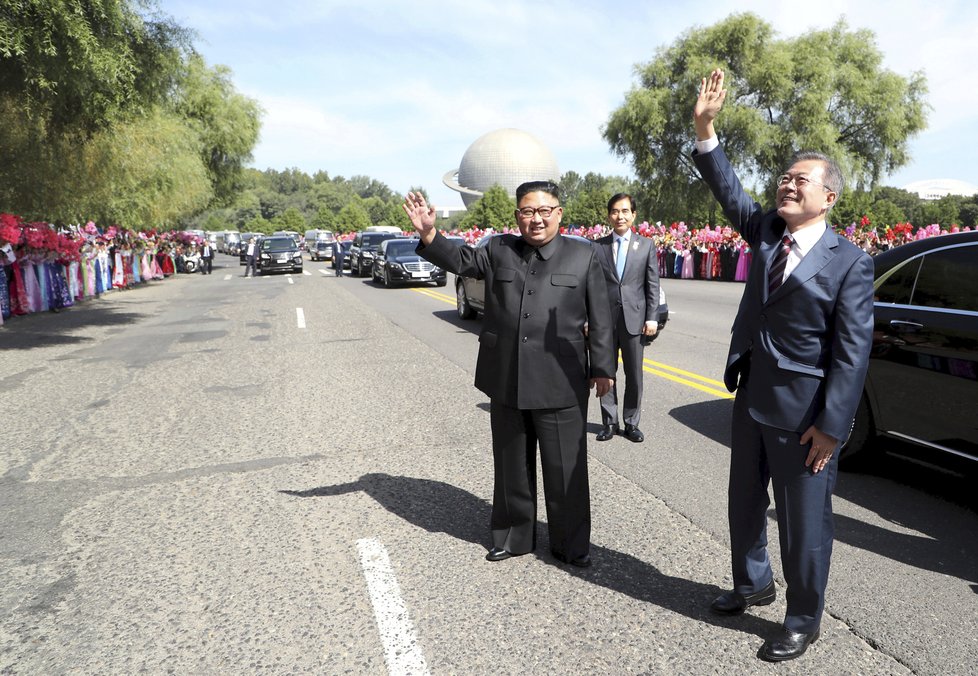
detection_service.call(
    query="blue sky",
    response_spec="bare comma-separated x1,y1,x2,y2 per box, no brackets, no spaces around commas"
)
159,0,978,210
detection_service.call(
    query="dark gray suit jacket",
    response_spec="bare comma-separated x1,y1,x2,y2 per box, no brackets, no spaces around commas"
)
419,232,616,409
693,145,875,440
596,232,660,336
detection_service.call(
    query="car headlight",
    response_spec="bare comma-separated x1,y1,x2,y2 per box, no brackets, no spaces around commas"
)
260,253,270,260
389,262,403,270
293,253,302,260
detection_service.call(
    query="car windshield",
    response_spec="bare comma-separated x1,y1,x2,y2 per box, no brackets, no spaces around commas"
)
315,241,331,248
261,237,295,251
385,241,418,256
362,234,398,246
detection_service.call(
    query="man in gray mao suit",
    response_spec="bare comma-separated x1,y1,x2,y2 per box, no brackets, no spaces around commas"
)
403,181,616,568
693,69,874,662
594,193,660,443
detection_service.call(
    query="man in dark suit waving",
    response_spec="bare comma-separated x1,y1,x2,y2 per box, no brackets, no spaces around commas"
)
693,69,874,662
403,182,616,568
595,194,660,443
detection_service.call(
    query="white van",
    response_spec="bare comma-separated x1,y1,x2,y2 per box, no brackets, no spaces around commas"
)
365,225,402,234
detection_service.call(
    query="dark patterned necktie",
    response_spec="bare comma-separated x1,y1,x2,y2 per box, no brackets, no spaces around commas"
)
767,235,793,294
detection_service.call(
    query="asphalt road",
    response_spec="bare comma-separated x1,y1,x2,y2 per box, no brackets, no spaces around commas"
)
1,252,975,674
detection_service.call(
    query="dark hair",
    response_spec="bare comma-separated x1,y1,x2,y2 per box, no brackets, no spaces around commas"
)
607,193,636,213
787,151,844,210
516,180,560,204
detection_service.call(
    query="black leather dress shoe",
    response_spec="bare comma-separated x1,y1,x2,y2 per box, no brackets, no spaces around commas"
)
485,547,512,561
759,628,820,662
710,580,776,615
596,424,619,441
622,424,644,443
551,550,592,568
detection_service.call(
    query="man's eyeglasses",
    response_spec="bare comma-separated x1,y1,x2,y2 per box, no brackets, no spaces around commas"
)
777,174,830,192
517,206,560,219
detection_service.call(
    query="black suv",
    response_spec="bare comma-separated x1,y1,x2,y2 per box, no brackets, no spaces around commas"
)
371,238,447,287
842,231,978,469
348,231,402,277
255,236,303,275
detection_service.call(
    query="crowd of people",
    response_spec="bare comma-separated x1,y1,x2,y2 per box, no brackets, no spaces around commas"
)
441,216,972,282
0,214,209,326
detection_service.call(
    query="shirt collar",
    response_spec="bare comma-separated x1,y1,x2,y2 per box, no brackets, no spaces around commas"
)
784,221,826,256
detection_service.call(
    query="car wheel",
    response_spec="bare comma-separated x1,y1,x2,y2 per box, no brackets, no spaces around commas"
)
383,270,392,288
839,392,875,466
435,278,447,287
456,279,475,319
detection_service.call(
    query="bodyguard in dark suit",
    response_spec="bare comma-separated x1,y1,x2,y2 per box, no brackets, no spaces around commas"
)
403,182,616,568
594,194,660,443
693,70,874,662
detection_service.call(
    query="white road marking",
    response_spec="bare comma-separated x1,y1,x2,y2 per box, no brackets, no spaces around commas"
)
223,274,232,280
303,270,312,276
356,538,430,676
319,269,329,275
288,276,295,285
296,308,305,329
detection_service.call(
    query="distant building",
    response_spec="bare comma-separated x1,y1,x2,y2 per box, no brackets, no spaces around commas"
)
443,128,560,207
902,179,978,200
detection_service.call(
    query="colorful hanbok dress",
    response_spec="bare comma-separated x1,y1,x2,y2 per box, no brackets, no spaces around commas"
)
22,260,42,313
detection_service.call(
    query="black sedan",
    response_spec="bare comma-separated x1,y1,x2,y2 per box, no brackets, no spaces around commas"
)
454,233,670,340
255,236,303,275
372,238,447,287
841,230,978,469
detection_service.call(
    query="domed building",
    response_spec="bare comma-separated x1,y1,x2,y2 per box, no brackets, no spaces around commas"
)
443,129,560,207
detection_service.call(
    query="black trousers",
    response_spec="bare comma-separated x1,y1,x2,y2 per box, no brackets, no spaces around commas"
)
488,399,591,559
201,258,212,274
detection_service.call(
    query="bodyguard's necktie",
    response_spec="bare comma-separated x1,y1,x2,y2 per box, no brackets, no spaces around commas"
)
615,237,626,278
767,234,793,294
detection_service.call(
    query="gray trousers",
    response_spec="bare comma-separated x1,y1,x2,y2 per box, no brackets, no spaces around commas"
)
599,313,645,427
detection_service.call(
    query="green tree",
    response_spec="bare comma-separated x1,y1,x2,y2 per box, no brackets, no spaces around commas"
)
920,195,961,227
245,214,273,234
335,199,371,233
172,54,262,206
272,206,306,232
311,206,337,230
603,13,928,223
0,0,191,134
458,185,516,230
563,189,610,227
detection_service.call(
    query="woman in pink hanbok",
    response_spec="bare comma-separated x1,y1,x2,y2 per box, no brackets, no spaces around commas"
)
21,259,42,313
681,247,695,279
734,244,751,282
140,250,153,281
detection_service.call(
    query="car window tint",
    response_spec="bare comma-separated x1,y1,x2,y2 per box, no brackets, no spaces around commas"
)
875,258,920,305
912,246,978,312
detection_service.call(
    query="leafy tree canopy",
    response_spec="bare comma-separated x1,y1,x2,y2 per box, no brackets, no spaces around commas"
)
458,185,516,230
603,13,928,224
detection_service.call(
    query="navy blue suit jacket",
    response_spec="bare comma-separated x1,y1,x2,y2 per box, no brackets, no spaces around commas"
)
693,145,875,440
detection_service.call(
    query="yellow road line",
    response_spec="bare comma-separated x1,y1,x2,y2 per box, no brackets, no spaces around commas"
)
642,359,726,388
411,288,456,305
641,363,733,399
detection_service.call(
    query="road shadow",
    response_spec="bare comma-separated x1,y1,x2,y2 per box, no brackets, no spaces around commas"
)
0,305,149,350
431,309,481,336
668,399,733,447
281,473,782,638
834,454,978,586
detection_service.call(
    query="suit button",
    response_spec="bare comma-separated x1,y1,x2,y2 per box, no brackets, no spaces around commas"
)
523,312,530,318
522,336,528,343
528,290,534,295
530,269,537,275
